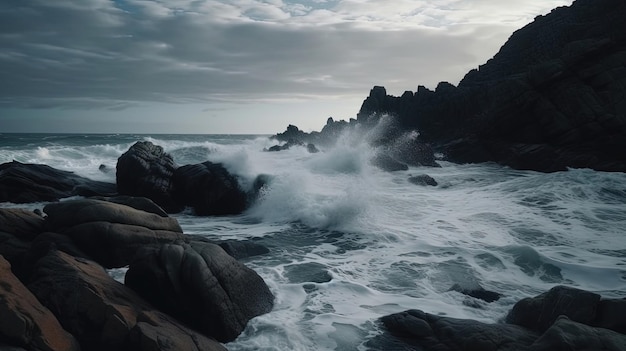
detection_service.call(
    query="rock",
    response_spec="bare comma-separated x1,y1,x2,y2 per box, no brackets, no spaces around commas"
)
408,174,438,186
371,153,409,172
185,235,270,260
0,208,45,241
355,0,626,172
172,161,248,216
0,256,80,351
377,309,538,351
116,141,182,213
43,199,182,233
594,298,626,334
449,283,502,303
125,242,274,342
284,262,332,284
307,143,320,153
28,250,226,351
43,199,185,268
506,285,601,332
530,316,626,351
90,196,168,217
272,124,310,143
0,231,31,277
0,161,116,203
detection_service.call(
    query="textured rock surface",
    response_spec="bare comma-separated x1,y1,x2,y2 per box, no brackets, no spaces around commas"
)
0,161,116,203
116,141,182,213
125,242,274,342
172,161,248,216
356,0,626,172
28,250,226,351
0,256,80,351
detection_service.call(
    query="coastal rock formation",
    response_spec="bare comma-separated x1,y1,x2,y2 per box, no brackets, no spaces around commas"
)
375,285,626,351
125,242,275,342
172,161,248,216
0,256,80,351
0,161,116,203
408,174,438,187
43,199,184,268
27,250,226,351
116,141,182,213
356,0,626,172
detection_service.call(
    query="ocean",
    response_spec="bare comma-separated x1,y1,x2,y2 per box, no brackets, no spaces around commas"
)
1,132,626,350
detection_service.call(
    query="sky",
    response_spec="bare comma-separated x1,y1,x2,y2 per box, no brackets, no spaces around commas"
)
0,0,574,134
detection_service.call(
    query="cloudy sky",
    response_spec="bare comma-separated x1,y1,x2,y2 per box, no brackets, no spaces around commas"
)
1,0,573,134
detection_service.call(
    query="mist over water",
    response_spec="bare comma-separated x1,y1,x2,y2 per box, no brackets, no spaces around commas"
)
2,131,625,350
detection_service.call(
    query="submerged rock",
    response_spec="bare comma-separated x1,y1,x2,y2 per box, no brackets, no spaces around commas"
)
371,153,409,172
449,283,502,303
125,242,274,342
408,174,438,186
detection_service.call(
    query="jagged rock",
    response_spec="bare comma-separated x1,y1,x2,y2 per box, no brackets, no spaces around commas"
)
125,242,274,342
116,141,182,213
371,153,409,172
356,0,626,172
27,250,225,351
0,161,116,203
43,199,184,268
506,285,601,332
0,256,80,351
272,124,310,143
172,161,247,216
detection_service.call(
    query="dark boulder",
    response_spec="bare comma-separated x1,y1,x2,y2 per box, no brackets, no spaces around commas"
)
284,262,332,284
172,161,248,216
0,208,45,241
0,256,80,351
116,141,182,213
0,161,116,203
125,242,274,342
408,174,438,186
185,235,270,260
43,199,184,268
449,283,502,303
89,195,168,217
530,316,626,351
28,250,226,351
371,153,409,172
506,285,601,332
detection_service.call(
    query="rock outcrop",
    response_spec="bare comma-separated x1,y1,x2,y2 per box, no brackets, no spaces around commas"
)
125,242,275,342
374,285,626,351
357,0,626,172
0,161,116,203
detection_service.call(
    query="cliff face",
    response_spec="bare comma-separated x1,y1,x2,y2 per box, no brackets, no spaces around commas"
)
357,0,626,172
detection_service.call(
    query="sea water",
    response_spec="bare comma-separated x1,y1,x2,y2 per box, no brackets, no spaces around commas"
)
1,132,625,350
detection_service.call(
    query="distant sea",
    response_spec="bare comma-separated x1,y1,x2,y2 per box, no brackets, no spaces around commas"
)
2,132,626,350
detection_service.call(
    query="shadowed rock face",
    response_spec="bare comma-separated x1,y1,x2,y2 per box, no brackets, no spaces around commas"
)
357,0,626,172
125,242,275,342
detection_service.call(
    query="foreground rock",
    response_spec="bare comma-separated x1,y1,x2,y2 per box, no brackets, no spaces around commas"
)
356,0,626,172
172,161,248,216
116,141,182,213
0,161,116,203
375,285,626,351
43,199,184,268
0,256,80,351
125,242,274,342
28,250,226,351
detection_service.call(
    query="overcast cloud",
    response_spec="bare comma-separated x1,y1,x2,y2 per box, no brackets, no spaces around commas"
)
0,0,573,133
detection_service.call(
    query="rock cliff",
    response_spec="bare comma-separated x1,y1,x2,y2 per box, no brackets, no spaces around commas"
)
357,0,626,172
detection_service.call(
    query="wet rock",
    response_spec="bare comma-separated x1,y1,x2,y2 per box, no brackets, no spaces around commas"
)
125,242,274,342
0,161,116,203
307,143,320,153
506,285,601,332
408,174,438,186
116,141,182,213
530,316,626,351
90,195,169,217
28,250,225,351
594,298,626,334
0,256,80,351
449,283,502,303
186,235,270,260
0,208,45,241
172,161,247,216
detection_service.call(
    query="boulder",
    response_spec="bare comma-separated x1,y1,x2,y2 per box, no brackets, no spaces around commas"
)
172,161,247,216
0,256,80,351
0,208,45,240
530,316,626,351
27,250,226,351
125,242,274,342
0,161,116,203
43,199,184,268
408,174,438,186
89,196,168,217
116,141,182,213
186,236,270,260
371,153,409,172
449,283,502,303
506,285,601,332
